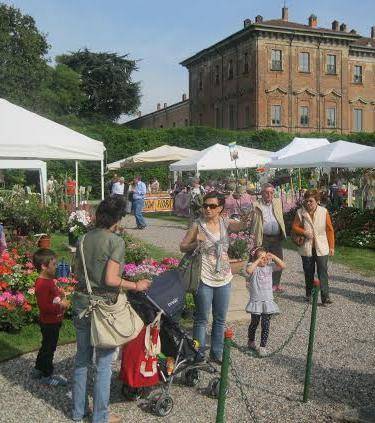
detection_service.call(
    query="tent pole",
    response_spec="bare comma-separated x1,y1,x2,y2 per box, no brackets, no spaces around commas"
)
39,169,45,204
75,161,79,208
101,160,105,200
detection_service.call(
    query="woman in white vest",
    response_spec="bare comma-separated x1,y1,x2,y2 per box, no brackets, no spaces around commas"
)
292,189,335,305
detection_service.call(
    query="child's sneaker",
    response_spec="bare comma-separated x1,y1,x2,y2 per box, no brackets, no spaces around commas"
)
258,347,268,357
247,341,259,352
40,374,68,386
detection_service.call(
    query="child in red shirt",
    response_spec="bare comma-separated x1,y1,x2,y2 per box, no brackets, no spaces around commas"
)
32,249,70,386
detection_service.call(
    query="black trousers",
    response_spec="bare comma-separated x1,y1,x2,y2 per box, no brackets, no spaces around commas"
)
248,314,271,347
262,236,283,287
301,249,329,302
35,322,61,377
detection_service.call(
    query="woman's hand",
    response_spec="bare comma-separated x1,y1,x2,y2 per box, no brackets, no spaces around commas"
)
135,279,151,292
329,248,335,256
197,232,206,242
304,229,313,239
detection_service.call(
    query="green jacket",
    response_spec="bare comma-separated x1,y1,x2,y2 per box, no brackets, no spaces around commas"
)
252,198,286,246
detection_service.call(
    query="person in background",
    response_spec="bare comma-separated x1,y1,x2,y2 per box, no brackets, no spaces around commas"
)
111,176,125,196
292,189,335,305
66,176,77,204
32,249,70,386
133,175,147,229
72,196,150,423
150,177,160,194
0,224,7,254
106,174,118,197
189,178,205,223
252,183,286,293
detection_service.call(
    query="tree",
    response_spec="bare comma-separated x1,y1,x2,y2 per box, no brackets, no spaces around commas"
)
35,64,86,117
0,3,49,105
57,49,140,121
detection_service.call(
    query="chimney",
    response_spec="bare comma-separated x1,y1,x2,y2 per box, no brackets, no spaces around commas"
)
243,18,252,28
182,93,187,101
308,14,317,28
371,26,375,38
350,29,357,34
340,23,347,32
332,20,339,31
157,103,161,111
255,15,263,23
282,7,288,22
163,103,167,109
137,111,141,118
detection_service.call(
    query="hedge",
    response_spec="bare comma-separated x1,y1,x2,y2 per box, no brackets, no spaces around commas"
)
47,117,375,197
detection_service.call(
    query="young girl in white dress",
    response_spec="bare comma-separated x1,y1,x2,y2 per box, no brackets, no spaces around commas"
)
245,246,286,356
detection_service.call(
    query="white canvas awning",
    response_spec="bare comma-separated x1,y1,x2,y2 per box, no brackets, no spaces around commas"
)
0,159,47,194
169,143,271,172
0,99,106,200
266,140,370,168
0,99,105,161
270,137,330,160
108,145,198,170
330,146,375,168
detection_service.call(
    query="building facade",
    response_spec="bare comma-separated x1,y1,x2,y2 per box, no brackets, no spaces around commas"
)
124,95,189,129
181,8,375,133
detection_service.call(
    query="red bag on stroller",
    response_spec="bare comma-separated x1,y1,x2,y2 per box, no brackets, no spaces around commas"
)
119,314,161,389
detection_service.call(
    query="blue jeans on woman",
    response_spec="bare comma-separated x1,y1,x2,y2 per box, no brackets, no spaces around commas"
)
193,281,232,360
72,314,117,423
133,198,147,228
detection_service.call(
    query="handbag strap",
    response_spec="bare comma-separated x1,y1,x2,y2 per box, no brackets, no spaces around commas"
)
79,234,93,295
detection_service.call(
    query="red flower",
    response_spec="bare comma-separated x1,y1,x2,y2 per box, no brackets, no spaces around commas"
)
22,303,32,312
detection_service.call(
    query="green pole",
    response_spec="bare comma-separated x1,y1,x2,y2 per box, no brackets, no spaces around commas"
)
216,328,233,423
303,279,320,402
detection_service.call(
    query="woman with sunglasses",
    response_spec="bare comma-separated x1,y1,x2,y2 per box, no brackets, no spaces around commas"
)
180,191,251,364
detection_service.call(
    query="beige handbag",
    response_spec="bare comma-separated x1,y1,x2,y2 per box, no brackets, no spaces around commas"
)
79,235,144,348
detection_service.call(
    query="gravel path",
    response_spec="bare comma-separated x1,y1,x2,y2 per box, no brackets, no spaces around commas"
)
1,218,374,423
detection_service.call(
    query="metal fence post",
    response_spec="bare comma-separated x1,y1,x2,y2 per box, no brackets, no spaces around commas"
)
216,328,234,423
303,279,320,402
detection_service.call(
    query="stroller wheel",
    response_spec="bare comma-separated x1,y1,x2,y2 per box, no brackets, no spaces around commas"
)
185,368,200,387
154,395,174,417
208,377,228,398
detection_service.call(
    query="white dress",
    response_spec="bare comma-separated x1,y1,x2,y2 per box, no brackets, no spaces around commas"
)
245,264,280,315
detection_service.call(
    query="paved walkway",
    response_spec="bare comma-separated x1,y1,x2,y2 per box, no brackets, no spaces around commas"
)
0,217,374,422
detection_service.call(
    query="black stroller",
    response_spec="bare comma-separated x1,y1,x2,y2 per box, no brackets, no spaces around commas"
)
123,269,221,417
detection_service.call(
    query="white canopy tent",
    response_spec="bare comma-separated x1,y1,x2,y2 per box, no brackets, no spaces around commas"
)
0,160,47,195
266,140,370,168
169,143,271,172
270,137,330,160
0,99,106,202
329,146,375,168
108,145,198,170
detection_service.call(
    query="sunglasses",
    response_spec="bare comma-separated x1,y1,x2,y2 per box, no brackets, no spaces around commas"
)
203,203,220,210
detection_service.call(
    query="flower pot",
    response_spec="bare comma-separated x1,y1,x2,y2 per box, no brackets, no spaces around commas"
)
38,235,51,249
229,258,246,275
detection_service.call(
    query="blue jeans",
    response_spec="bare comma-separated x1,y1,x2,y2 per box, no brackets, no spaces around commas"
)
193,281,232,360
133,198,146,228
72,315,117,423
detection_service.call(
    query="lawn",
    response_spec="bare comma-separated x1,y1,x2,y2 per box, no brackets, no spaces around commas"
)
146,212,188,225
282,239,375,275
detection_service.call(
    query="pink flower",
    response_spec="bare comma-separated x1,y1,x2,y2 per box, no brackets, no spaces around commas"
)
25,262,34,269
28,288,35,295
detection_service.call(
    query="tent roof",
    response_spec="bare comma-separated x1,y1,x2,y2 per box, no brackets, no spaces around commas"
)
0,159,46,170
169,143,271,172
271,137,330,160
330,146,375,168
0,99,105,161
108,145,198,170
266,140,370,168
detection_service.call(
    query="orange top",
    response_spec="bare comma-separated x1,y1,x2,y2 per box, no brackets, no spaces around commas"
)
66,180,76,196
292,210,335,249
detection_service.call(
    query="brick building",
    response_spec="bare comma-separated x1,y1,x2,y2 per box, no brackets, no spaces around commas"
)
125,94,189,129
181,7,375,133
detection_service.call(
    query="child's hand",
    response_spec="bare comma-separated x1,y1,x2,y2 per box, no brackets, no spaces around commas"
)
266,252,274,261
60,299,70,309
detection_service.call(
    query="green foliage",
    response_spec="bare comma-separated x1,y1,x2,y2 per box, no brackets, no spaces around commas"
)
122,232,149,264
57,49,140,120
0,3,49,106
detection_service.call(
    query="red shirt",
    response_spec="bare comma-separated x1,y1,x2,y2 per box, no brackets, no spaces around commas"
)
35,277,64,324
66,180,76,196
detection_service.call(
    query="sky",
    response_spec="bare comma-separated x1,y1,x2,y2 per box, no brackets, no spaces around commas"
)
3,0,375,121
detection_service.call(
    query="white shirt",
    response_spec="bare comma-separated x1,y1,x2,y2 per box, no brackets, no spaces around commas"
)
112,182,125,195
260,202,280,236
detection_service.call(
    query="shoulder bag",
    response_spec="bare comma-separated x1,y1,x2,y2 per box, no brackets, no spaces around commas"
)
79,235,143,348
291,210,306,247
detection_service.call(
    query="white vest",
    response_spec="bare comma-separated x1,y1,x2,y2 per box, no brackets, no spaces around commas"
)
297,205,329,257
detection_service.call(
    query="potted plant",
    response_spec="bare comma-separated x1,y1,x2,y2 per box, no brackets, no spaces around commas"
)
68,209,92,246
227,231,255,274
